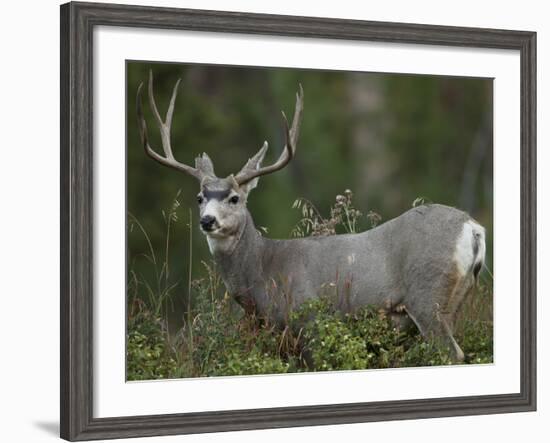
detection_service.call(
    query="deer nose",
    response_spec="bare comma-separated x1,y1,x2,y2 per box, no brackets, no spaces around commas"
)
200,215,216,231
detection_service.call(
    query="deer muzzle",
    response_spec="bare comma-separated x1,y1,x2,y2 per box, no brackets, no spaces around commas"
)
200,215,216,232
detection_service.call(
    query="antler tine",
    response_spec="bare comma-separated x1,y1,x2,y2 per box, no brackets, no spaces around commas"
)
136,70,201,179
236,84,304,186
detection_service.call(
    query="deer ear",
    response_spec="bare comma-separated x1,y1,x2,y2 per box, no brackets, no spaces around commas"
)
237,141,268,193
195,153,216,178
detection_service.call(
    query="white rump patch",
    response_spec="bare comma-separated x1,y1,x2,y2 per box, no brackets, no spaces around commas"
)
454,220,486,277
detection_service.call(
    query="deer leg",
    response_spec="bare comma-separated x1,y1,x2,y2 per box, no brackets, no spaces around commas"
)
443,272,475,330
408,268,471,363
403,304,465,363
436,311,465,363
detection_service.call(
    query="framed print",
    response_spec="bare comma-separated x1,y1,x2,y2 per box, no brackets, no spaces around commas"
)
60,1,536,441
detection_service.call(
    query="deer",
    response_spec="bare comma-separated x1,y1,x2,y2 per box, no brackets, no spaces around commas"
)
136,71,486,363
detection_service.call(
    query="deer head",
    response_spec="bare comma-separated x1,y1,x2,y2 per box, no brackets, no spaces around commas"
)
136,70,304,250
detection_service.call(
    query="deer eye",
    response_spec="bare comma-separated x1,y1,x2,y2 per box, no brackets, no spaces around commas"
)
197,195,204,204
229,195,239,204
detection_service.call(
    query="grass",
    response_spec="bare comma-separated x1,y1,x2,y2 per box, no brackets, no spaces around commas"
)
126,190,493,381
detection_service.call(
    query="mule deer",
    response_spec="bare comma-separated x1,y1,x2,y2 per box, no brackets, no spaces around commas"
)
136,71,486,362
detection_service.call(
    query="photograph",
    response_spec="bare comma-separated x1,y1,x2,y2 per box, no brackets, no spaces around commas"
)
57,2,537,440
126,61,494,381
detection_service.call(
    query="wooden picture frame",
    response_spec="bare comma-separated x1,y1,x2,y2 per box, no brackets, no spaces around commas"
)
60,1,536,440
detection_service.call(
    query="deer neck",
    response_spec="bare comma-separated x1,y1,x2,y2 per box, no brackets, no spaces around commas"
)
208,211,267,311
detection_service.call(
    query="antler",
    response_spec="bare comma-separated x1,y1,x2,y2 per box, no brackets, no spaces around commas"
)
235,85,304,186
136,70,202,179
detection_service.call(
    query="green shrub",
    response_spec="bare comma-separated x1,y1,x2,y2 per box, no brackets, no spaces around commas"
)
179,285,294,377
126,190,493,379
346,306,407,368
211,349,290,376
127,281,492,379
126,311,177,380
461,323,493,364
298,299,370,370
292,297,456,371
401,339,453,367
